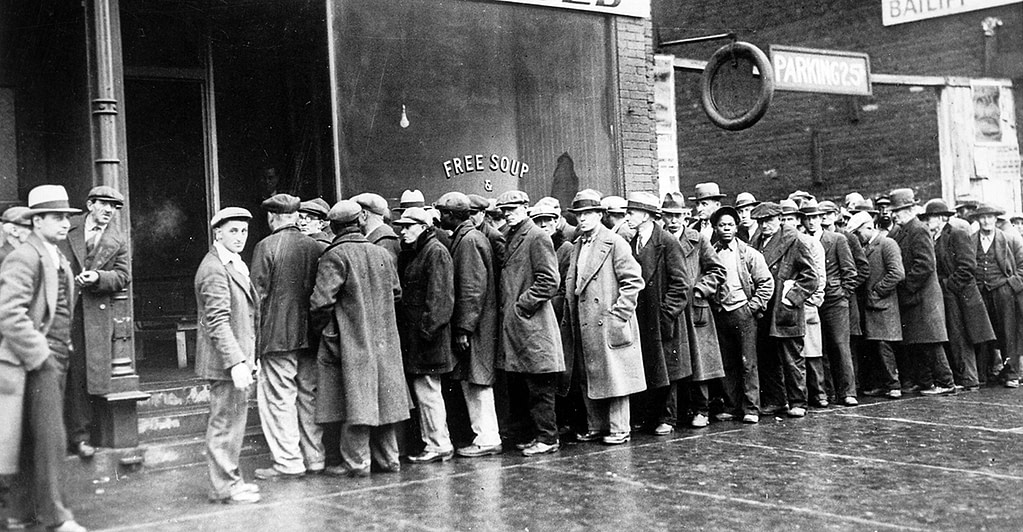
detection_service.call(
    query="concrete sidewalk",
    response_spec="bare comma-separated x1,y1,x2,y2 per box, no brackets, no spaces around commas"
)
45,388,1023,530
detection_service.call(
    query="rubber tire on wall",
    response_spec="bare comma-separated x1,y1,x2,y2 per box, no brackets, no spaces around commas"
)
701,42,775,131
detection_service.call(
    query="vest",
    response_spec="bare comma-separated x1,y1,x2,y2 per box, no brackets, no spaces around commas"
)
46,262,73,354
976,241,1007,290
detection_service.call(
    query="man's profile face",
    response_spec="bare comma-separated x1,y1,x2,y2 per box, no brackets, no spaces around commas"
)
87,198,117,226
399,222,426,244
215,220,249,254
576,210,602,233
696,199,720,220
501,205,527,227
759,216,781,236
34,213,71,243
626,209,651,230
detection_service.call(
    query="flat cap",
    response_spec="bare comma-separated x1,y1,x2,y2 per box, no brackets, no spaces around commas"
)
299,198,330,219
626,191,661,216
1,206,31,227
846,211,874,232
467,194,490,211
535,197,562,215
600,195,627,214
210,207,252,228
495,190,530,208
435,191,472,212
328,200,362,223
751,201,782,220
844,192,865,207
87,185,125,206
394,206,433,225
350,193,389,217
262,193,300,214
569,189,605,213
529,203,559,221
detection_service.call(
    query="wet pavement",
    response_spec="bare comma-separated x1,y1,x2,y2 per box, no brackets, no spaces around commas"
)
59,388,1023,531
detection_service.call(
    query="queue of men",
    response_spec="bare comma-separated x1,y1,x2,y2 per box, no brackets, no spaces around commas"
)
3,180,1023,526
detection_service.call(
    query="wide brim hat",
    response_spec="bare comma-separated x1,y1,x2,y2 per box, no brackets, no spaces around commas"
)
969,203,1005,220
709,205,740,226
887,188,919,212
626,192,661,216
25,185,82,216
689,182,725,202
920,199,954,218
568,189,605,213
87,185,125,207
798,199,823,217
734,192,759,209
779,199,800,216
661,192,686,214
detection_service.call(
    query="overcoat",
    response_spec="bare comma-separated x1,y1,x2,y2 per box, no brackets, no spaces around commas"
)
0,233,76,473
679,228,726,380
971,228,1023,340
310,228,410,426
448,220,498,385
862,234,905,342
631,225,689,387
194,245,257,381
561,225,646,399
936,223,995,345
367,224,400,263
397,229,455,375
0,239,18,265
751,224,817,338
819,230,857,307
60,216,130,393
498,218,564,374
889,217,948,344
710,238,775,317
250,225,321,356
838,228,869,335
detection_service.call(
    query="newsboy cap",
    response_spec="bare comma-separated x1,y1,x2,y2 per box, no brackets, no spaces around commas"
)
751,201,783,220
1,206,31,227
467,194,490,212
349,193,388,217
210,207,252,228
393,206,433,226
87,185,125,207
328,200,362,223
299,198,330,219
262,193,301,214
846,211,874,233
495,190,530,209
435,192,472,212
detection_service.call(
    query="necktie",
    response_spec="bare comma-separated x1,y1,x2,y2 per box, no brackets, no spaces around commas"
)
87,225,103,254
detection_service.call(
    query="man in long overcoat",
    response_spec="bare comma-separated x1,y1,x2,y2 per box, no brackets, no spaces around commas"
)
848,212,904,398
352,193,400,263
195,207,260,504
496,190,564,457
561,189,645,445
0,185,88,531
392,207,455,464
820,200,869,396
750,202,818,417
250,194,325,479
921,199,994,391
625,192,688,435
310,201,410,477
58,186,131,459
297,198,333,248
436,192,501,458
887,189,954,395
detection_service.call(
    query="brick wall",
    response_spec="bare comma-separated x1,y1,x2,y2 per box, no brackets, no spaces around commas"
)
654,0,1023,205
616,16,658,195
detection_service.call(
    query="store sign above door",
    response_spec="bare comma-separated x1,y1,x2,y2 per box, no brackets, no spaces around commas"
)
770,45,872,97
489,0,650,18
883,0,1022,26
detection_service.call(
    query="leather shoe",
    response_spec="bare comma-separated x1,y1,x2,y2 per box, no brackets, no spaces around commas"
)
842,396,859,406
73,442,95,460
652,423,674,435
407,450,454,464
886,389,903,399
742,414,759,424
50,520,88,532
920,385,955,396
690,413,709,428
521,441,559,456
713,413,734,422
602,432,630,445
514,439,536,450
254,467,305,480
760,404,784,416
210,490,261,505
575,431,604,442
787,407,806,418
1005,379,1019,389
456,444,503,458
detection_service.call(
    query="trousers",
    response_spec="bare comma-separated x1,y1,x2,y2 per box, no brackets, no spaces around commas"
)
411,375,453,453
257,352,324,474
206,380,249,499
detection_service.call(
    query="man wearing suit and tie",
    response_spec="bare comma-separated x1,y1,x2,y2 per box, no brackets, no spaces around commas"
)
58,186,131,460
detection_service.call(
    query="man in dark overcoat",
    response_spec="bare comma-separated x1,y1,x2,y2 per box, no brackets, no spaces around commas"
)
436,192,501,458
297,198,332,248
394,207,456,464
887,188,954,395
352,193,400,263
496,190,564,457
0,185,88,531
624,192,688,435
310,201,410,477
250,194,325,480
749,202,817,417
920,199,994,391
970,203,1023,388
58,186,130,460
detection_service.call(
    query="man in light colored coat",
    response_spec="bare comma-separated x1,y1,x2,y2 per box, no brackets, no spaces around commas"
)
195,207,260,505
562,190,646,445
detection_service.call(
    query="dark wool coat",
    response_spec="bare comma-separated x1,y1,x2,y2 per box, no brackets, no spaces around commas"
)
751,224,817,338
551,239,573,325
499,218,564,374
561,225,646,399
862,234,905,342
250,225,322,356
60,216,131,393
819,230,858,307
310,229,410,426
837,228,869,336
936,223,995,345
632,225,690,387
367,224,401,263
194,246,256,381
398,229,455,375
679,228,727,380
889,217,948,344
449,220,499,385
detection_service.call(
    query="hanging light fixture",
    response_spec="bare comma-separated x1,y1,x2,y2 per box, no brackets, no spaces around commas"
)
400,104,410,128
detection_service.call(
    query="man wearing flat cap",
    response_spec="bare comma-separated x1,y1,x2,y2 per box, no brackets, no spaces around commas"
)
970,203,1023,388
58,185,130,460
0,185,88,531
310,200,410,477
468,194,506,275
350,193,400,263
0,206,32,265
250,194,325,480
298,198,333,248
195,206,259,504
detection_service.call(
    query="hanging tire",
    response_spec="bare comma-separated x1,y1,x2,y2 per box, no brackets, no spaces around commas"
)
701,41,775,131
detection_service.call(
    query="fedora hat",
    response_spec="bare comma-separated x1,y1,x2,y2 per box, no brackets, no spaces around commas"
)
851,199,878,215
600,195,627,214
626,191,661,216
817,200,839,214
734,192,759,209
887,188,919,212
661,192,686,214
25,185,82,216
846,211,874,232
798,199,823,217
920,199,954,218
689,182,725,202
779,199,800,216
568,189,605,213
969,203,1005,220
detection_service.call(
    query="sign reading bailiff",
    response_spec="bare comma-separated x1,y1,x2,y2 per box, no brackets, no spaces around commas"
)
883,0,1022,26
770,45,872,97
488,0,650,18
443,154,530,180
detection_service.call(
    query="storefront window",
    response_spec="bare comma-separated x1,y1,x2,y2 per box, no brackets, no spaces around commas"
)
329,0,618,207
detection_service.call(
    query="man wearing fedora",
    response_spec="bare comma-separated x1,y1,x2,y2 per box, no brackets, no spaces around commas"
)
734,192,760,244
624,192,688,435
660,192,688,240
689,182,725,241
600,195,634,242
970,203,1023,388
392,189,426,219
561,189,645,445
887,189,955,396
58,186,130,460
920,199,994,392
0,185,88,531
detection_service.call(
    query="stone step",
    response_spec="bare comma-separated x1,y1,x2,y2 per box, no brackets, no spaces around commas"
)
137,401,260,441
137,381,213,413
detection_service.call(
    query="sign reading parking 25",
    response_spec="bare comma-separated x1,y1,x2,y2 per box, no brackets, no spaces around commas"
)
770,45,872,97
883,0,1023,26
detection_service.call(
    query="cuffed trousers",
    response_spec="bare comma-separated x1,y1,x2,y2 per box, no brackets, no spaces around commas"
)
206,380,249,500
411,375,453,453
258,352,325,474
460,382,501,447
339,423,399,475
